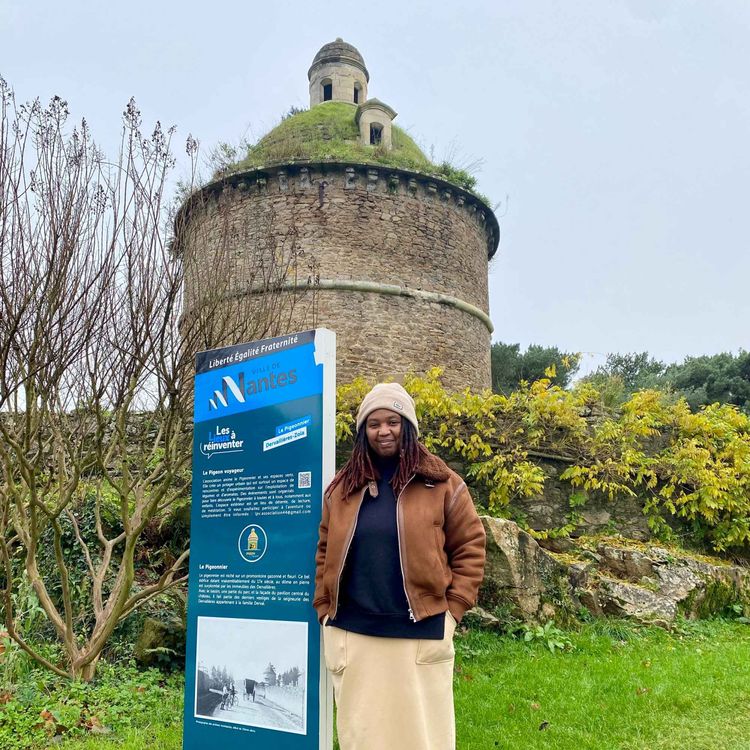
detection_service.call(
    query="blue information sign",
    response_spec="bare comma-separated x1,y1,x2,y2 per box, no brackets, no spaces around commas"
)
183,329,336,749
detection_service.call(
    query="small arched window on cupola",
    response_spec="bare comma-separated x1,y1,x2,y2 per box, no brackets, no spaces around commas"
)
356,100,396,150
353,82,362,104
322,79,333,101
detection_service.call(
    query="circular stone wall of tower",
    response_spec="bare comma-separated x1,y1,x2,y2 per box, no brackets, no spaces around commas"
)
178,162,497,392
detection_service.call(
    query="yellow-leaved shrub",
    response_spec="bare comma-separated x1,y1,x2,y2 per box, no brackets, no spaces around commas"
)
335,369,750,552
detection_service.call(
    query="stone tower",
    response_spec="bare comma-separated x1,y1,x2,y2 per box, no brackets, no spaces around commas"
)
176,40,499,391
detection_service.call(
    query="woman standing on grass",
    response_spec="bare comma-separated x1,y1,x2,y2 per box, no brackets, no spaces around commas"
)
313,383,486,750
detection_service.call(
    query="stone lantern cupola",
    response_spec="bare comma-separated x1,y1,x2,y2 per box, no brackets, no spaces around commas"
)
308,38,369,107
309,39,397,150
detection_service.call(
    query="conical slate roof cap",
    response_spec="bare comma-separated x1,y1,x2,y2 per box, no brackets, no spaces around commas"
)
308,38,369,82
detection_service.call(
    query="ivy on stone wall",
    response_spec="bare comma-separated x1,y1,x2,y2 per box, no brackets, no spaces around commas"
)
336,369,750,553
560,390,750,551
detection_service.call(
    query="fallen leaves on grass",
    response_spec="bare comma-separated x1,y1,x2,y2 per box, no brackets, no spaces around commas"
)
84,716,111,735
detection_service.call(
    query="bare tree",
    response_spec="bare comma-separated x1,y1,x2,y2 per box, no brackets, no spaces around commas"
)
0,80,314,680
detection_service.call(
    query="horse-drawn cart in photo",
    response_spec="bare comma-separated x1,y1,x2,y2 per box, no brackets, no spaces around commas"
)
244,678,266,702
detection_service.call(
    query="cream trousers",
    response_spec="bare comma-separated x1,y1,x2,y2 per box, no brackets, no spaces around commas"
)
322,612,457,750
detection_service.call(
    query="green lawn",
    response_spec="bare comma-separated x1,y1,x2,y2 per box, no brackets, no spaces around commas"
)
453,618,750,750
61,725,183,750
40,618,750,749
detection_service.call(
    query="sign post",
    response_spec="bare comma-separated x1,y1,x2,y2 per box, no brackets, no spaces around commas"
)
183,329,335,749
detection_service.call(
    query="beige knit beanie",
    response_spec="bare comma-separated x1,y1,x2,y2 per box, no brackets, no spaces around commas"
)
355,383,419,436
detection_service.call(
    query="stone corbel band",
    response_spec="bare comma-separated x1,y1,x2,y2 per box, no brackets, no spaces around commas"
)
238,278,494,334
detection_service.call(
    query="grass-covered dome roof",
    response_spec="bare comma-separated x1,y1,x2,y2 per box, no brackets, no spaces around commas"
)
227,102,483,198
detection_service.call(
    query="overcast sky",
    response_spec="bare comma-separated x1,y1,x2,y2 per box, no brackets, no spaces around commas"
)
2,0,748,376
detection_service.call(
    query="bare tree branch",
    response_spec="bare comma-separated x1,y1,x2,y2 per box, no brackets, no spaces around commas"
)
0,80,317,679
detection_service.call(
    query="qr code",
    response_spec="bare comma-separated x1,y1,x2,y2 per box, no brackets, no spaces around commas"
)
298,471,312,489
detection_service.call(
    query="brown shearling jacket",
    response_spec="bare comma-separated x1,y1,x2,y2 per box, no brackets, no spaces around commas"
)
313,449,486,624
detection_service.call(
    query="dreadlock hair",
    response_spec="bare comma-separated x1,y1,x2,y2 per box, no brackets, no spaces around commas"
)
326,418,428,500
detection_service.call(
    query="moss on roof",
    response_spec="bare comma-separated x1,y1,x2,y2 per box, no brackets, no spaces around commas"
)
227,102,485,199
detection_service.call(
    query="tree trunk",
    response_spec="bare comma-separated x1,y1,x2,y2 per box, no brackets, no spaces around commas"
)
74,655,100,682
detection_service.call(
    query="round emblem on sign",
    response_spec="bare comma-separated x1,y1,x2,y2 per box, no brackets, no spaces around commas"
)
238,524,268,563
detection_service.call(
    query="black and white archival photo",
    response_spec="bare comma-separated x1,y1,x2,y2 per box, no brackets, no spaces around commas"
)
194,616,308,734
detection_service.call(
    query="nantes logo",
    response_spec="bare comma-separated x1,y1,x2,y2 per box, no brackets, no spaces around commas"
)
208,369,298,411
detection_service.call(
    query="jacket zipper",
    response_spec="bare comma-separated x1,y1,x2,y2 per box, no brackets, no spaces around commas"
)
331,487,366,619
396,474,417,622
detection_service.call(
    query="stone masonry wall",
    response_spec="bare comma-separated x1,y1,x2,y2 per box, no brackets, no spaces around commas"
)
309,62,368,106
179,162,498,391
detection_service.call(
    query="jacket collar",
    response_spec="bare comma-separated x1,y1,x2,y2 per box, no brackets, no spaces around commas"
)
371,448,451,483
328,447,452,502
414,450,451,483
